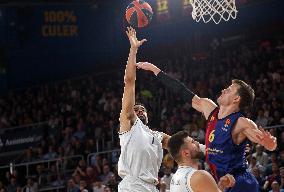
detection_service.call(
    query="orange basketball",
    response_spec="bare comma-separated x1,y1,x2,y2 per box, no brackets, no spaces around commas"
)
125,0,153,28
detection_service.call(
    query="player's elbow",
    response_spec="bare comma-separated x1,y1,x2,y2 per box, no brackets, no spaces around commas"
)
124,76,135,84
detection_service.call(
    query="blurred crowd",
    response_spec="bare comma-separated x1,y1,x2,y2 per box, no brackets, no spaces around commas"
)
0,36,284,192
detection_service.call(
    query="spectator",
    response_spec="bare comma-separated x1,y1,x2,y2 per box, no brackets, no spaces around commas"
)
99,165,113,185
6,177,19,192
73,137,84,156
160,167,173,191
51,174,64,187
43,146,58,160
34,164,47,187
267,153,278,175
73,174,81,186
79,180,90,192
22,178,38,192
106,173,118,192
34,147,44,161
248,156,265,177
85,167,97,186
263,163,281,191
72,160,87,178
21,148,34,163
252,167,265,192
252,144,269,168
103,186,111,192
255,109,269,127
0,181,6,192
189,123,205,143
73,120,86,142
2,172,11,186
92,181,105,192
269,181,284,192
67,179,79,192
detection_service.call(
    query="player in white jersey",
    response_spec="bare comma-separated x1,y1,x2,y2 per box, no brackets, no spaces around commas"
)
168,131,235,192
118,27,170,192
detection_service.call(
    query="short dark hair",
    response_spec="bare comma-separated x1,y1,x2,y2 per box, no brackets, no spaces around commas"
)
134,102,147,112
167,131,189,162
232,79,255,111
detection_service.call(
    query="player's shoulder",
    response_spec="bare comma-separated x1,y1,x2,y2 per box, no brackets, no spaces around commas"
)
119,117,141,135
235,116,254,128
190,170,218,191
191,170,211,179
190,170,210,188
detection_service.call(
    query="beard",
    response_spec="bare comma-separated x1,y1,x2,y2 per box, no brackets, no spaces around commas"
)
138,115,147,125
191,150,204,160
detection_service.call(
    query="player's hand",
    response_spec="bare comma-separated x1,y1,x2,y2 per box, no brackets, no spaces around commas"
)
136,62,155,71
126,27,147,50
257,127,277,151
136,62,161,75
218,174,235,191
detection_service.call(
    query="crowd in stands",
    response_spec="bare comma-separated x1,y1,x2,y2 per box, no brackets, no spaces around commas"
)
0,36,283,192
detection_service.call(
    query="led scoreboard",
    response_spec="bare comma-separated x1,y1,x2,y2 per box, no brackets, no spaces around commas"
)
156,0,170,22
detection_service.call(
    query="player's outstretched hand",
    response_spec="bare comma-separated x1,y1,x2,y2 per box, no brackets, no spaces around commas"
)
126,27,147,50
257,127,277,151
218,174,235,192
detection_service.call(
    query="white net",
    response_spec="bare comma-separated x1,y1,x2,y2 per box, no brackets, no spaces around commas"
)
190,0,238,24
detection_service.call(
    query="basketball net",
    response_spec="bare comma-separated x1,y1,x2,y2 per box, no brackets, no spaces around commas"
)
190,0,237,24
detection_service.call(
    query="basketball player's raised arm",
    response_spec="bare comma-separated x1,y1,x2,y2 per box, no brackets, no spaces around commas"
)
237,117,277,151
136,62,217,119
119,27,147,133
191,171,235,192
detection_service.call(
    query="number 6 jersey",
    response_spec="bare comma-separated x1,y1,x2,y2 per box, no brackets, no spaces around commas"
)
205,107,248,181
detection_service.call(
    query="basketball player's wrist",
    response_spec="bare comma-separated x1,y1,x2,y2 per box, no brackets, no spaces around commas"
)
153,67,161,76
130,47,138,54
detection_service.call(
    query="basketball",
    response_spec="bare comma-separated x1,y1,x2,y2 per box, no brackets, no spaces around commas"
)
125,0,153,28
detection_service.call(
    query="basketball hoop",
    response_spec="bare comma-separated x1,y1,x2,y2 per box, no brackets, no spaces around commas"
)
190,0,237,24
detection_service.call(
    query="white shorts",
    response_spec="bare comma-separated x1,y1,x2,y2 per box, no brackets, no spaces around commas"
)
118,175,158,192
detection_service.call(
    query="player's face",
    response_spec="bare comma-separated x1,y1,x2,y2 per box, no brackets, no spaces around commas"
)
134,104,148,124
182,136,202,160
217,83,240,106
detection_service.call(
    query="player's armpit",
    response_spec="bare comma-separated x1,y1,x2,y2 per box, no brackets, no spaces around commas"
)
190,170,222,192
119,113,135,134
192,96,217,120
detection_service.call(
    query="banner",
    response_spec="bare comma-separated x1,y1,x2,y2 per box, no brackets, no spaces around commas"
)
41,10,78,38
0,125,45,153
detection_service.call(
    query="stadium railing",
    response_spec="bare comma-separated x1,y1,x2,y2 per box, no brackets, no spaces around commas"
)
0,154,83,191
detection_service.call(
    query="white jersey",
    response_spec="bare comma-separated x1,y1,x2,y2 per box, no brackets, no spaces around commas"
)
170,166,197,192
118,118,163,191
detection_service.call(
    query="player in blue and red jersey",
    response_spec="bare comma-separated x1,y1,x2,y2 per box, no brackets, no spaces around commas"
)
137,62,277,192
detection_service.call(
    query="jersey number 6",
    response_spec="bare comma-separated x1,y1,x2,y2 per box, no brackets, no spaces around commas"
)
209,130,215,142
